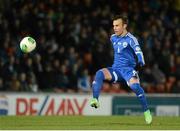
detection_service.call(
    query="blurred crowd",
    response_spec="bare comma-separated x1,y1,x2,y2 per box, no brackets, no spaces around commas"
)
0,0,179,93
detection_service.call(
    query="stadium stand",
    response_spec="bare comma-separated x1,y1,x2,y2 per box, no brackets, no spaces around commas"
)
0,0,179,93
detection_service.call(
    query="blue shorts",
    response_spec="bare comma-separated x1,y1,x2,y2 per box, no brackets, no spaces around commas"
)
107,67,139,84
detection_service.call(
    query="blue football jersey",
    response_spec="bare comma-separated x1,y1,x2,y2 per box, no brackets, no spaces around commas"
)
110,32,145,70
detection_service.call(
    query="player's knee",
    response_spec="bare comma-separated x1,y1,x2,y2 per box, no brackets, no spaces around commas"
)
129,77,139,85
101,68,112,80
95,70,105,80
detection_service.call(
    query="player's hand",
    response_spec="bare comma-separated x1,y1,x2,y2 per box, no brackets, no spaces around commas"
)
138,61,145,67
136,53,145,69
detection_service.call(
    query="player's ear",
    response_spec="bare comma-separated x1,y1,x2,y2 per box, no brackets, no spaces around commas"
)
123,24,127,29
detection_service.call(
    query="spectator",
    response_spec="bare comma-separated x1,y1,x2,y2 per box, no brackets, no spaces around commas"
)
172,80,180,93
26,72,39,92
78,69,91,92
19,72,28,91
53,64,69,93
0,78,5,91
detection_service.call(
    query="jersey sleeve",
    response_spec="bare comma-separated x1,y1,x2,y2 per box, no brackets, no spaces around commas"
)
129,37,145,66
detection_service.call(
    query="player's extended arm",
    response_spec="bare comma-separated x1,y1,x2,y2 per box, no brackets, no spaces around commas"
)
130,38,145,67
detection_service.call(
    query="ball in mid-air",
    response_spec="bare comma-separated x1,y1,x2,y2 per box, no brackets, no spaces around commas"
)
20,36,36,53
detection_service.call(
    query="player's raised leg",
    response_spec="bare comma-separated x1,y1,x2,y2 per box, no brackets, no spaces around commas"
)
90,68,112,108
129,77,152,124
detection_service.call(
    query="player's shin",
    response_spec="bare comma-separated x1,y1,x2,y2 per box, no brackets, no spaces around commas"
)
92,70,105,99
130,83,152,124
130,83,148,112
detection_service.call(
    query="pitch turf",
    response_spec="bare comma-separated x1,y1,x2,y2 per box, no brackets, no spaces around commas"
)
0,116,180,130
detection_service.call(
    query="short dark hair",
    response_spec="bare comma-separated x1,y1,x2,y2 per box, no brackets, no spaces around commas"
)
112,14,128,25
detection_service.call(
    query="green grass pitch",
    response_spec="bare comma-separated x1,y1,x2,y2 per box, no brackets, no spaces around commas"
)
1,116,180,130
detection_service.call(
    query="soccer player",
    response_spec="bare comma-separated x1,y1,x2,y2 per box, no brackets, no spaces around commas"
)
90,15,152,124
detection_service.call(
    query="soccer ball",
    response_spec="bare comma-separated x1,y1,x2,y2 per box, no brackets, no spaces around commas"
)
20,36,36,53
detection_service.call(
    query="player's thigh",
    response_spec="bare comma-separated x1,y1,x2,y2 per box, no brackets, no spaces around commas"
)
104,67,123,82
100,68,112,81
121,68,140,86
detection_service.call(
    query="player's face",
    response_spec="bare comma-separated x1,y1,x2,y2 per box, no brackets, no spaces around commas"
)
113,19,126,36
